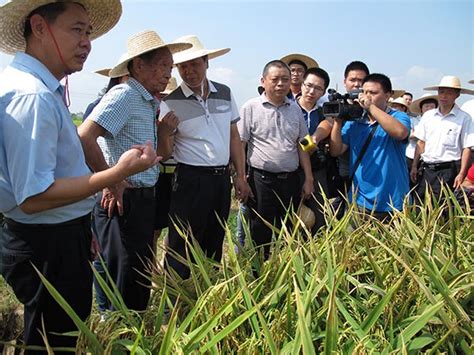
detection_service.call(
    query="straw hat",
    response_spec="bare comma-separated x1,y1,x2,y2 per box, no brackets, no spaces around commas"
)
172,35,230,65
280,53,319,69
0,0,122,55
161,77,177,95
469,79,474,84
95,52,129,78
108,30,192,78
390,96,409,110
297,204,315,230
424,76,474,94
409,93,439,115
391,90,405,99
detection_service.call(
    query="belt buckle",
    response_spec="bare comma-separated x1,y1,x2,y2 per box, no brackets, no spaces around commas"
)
277,173,288,179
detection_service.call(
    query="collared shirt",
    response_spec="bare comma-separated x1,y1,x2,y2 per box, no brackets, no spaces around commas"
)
87,78,160,187
405,115,422,159
414,104,474,163
0,53,94,223
341,109,411,212
238,93,309,173
296,96,324,135
164,79,239,166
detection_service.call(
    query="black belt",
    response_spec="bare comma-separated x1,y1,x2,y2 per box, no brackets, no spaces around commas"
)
251,167,297,180
422,160,459,171
4,213,91,229
178,163,229,176
125,186,155,199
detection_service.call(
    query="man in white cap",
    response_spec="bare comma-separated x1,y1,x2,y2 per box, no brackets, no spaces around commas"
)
78,30,190,311
163,35,250,279
0,1,159,351
281,53,319,100
411,76,474,201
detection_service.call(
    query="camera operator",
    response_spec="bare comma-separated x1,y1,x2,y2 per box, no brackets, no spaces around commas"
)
296,67,333,232
329,74,411,219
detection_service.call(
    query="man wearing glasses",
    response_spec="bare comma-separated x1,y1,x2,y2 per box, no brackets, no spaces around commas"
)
281,53,319,100
296,68,333,232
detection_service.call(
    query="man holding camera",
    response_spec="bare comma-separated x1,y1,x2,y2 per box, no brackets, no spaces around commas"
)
329,74,411,219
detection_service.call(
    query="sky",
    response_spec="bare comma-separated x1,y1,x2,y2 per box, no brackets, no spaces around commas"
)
0,0,472,113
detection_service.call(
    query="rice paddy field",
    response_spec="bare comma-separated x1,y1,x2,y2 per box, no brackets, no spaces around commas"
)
0,191,473,354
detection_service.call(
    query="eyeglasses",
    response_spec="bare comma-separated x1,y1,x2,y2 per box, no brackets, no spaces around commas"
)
302,82,324,92
290,68,305,74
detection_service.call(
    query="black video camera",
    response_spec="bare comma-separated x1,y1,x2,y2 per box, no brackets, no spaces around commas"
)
322,88,364,121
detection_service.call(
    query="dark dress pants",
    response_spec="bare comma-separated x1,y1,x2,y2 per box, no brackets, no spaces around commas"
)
1,215,92,354
93,188,156,311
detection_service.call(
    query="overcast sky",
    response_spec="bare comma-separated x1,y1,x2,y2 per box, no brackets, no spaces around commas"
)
0,0,472,113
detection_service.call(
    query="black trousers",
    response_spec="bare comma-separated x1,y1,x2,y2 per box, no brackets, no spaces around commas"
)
165,164,231,279
93,188,156,311
1,215,92,354
248,168,300,259
415,161,460,202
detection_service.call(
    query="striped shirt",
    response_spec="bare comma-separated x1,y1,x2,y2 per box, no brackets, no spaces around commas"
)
164,80,239,166
87,78,160,187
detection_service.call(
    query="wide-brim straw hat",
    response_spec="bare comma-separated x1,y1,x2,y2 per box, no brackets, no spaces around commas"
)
172,34,230,65
409,93,438,115
390,96,409,109
161,77,177,95
297,203,315,230
95,52,129,78
280,53,319,69
0,0,122,55
391,90,405,99
109,30,191,78
424,76,474,95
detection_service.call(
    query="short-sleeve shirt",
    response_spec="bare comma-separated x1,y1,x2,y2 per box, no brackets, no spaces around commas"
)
164,80,239,166
238,94,309,173
341,109,411,212
0,53,94,223
87,78,160,187
414,105,474,163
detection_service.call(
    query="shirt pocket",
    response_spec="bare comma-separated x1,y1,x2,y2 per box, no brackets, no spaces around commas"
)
443,126,460,147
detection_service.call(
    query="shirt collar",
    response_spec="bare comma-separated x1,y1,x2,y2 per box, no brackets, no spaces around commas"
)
13,52,61,94
296,95,318,113
127,77,156,102
259,92,291,107
180,79,217,98
434,104,460,118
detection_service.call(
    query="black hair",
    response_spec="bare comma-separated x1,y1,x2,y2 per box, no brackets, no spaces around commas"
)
288,59,307,71
303,67,330,90
262,60,290,77
344,61,370,79
362,73,392,93
403,92,413,99
419,98,438,109
23,2,82,40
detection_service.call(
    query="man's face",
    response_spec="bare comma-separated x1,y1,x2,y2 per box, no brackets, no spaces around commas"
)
344,70,367,92
437,87,460,109
177,57,208,89
45,3,92,75
402,94,413,105
301,73,326,106
139,48,173,94
289,63,306,87
261,65,291,103
362,81,390,110
421,102,437,114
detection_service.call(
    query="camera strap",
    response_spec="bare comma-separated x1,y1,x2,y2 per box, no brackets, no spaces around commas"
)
348,122,379,187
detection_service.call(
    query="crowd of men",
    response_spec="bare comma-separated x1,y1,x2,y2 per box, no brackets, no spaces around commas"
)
0,1,473,352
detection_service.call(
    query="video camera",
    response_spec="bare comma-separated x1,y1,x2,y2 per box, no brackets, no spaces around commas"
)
322,88,364,121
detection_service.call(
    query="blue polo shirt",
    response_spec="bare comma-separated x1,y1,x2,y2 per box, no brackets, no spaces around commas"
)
0,53,94,223
341,109,411,212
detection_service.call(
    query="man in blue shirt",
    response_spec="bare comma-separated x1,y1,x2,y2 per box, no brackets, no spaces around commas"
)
0,1,158,351
329,73,410,218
